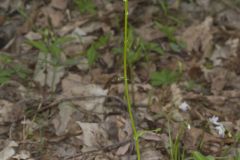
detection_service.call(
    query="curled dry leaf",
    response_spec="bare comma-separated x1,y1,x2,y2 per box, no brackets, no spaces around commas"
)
12,150,31,160
50,0,69,10
183,127,223,151
216,9,240,30
0,100,23,124
52,102,76,136
61,74,108,112
0,141,18,160
210,38,239,67
76,122,111,151
141,149,164,160
40,6,65,28
180,16,213,56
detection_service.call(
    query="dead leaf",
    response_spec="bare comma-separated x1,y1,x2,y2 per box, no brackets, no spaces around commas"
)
52,102,76,136
0,141,18,160
142,149,164,160
0,100,14,124
210,39,239,67
60,73,108,118
208,68,228,95
50,0,69,10
216,9,240,30
12,150,31,159
34,52,65,91
180,17,213,56
25,31,42,40
116,143,130,156
141,131,161,141
76,122,111,150
136,23,164,41
183,127,222,151
57,19,88,36
41,7,65,27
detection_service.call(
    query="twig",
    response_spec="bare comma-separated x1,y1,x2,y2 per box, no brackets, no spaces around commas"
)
64,139,132,160
38,95,128,113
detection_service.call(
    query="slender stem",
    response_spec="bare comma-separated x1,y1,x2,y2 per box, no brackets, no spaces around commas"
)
123,0,141,159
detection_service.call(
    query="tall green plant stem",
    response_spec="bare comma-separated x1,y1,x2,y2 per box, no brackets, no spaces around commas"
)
123,0,141,159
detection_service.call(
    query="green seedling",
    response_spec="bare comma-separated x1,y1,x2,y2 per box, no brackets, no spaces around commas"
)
159,0,169,15
74,0,96,14
27,29,74,92
86,35,109,66
114,27,164,66
27,31,73,66
150,69,180,86
168,122,185,160
0,54,29,85
155,22,185,53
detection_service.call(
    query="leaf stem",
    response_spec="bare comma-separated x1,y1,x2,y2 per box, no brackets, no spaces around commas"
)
123,0,141,159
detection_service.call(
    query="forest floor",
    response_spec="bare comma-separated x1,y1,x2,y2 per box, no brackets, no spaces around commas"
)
0,0,240,159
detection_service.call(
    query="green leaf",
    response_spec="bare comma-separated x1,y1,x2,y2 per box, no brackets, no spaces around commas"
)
0,54,12,64
192,151,215,160
87,46,97,66
146,42,164,55
74,0,96,14
53,36,74,46
27,40,49,53
155,23,176,42
0,68,14,85
150,69,180,86
170,42,182,53
95,35,109,48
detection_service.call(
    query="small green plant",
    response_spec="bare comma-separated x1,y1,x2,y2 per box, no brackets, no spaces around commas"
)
155,22,185,53
86,35,109,66
27,30,73,66
168,122,185,160
0,54,29,85
27,29,73,92
114,27,164,66
150,69,181,86
74,0,96,14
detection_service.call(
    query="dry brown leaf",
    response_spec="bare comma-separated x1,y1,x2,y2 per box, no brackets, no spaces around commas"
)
41,7,65,27
141,131,161,141
0,100,14,124
180,17,213,56
136,23,164,41
211,38,239,67
52,102,76,136
116,143,130,156
76,122,111,150
183,127,222,151
50,0,69,10
216,9,240,30
60,73,108,116
208,68,228,95
0,141,18,160
141,149,164,160
57,19,88,36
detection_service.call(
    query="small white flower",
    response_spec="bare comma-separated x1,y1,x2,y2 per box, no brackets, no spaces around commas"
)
179,101,190,112
209,116,220,125
209,116,225,137
215,125,225,137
